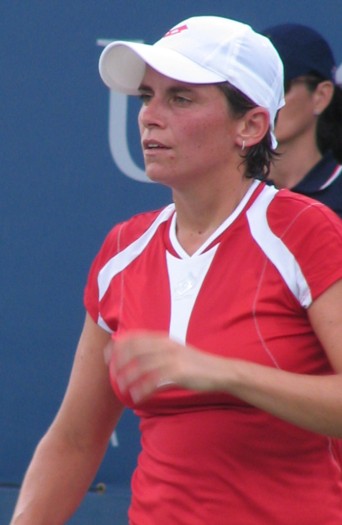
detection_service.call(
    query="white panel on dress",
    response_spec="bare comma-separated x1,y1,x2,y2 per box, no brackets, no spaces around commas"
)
247,186,312,308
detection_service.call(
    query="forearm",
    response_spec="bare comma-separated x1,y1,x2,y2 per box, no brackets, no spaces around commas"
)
10,315,124,524
112,332,342,438
218,358,342,438
10,431,108,525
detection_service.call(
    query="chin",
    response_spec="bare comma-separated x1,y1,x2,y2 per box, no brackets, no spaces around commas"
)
145,169,170,185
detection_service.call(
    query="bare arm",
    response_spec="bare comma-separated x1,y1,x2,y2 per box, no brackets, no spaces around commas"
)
10,313,124,525
111,279,342,437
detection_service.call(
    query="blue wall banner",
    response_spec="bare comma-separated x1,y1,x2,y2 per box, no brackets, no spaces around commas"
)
1,1,341,522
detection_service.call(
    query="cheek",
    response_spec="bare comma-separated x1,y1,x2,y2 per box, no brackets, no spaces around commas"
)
276,101,307,140
183,117,231,151
277,90,314,131
276,104,294,131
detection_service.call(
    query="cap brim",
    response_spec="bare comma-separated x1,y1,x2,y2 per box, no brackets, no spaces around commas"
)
99,41,225,94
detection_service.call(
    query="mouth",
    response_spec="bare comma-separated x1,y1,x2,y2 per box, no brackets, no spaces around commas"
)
143,139,169,151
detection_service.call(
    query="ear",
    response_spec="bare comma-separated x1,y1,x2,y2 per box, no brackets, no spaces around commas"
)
235,107,270,149
313,81,334,115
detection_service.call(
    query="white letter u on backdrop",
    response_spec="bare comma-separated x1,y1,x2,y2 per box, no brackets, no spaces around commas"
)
108,91,151,183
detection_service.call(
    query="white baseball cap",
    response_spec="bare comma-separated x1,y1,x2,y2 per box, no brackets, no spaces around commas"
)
99,16,285,148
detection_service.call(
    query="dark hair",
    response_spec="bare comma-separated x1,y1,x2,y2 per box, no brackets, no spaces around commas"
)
316,83,342,163
289,76,342,163
217,82,277,180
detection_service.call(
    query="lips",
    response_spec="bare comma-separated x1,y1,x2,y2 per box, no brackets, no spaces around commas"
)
143,139,169,150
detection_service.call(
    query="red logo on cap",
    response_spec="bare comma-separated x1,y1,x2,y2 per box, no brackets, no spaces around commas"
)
163,24,188,38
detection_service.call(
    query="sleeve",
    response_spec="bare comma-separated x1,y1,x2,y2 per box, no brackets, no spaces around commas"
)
83,223,122,326
82,207,164,329
280,197,342,302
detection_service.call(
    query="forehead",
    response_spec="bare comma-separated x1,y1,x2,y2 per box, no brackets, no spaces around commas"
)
139,65,219,93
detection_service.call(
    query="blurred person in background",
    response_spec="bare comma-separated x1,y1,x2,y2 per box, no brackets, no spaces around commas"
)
264,23,342,217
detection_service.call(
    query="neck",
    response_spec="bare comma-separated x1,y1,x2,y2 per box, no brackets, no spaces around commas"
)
173,176,254,255
270,135,322,189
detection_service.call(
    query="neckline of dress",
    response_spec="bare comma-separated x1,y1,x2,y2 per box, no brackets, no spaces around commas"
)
169,180,261,259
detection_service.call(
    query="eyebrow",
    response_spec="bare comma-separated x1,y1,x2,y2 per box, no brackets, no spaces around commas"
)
138,83,194,95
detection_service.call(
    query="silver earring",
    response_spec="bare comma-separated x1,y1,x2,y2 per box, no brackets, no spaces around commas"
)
241,140,246,152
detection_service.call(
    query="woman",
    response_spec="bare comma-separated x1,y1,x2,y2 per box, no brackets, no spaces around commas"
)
10,16,342,525
264,23,342,217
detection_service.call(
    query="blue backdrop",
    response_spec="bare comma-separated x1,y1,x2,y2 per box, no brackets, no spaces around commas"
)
1,1,341,522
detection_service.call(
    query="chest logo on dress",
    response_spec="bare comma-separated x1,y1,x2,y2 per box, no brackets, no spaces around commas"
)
173,275,197,299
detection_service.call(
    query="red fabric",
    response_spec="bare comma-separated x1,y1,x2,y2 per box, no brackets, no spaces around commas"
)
84,184,342,524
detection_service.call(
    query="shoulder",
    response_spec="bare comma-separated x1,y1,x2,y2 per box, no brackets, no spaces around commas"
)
99,204,175,258
248,183,342,256
247,184,342,245
247,185,342,305
293,155,342,217
84,204,175,324
268,188,342,239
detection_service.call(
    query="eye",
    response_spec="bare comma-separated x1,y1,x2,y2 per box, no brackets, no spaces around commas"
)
138,92,152,105
172,94,192,106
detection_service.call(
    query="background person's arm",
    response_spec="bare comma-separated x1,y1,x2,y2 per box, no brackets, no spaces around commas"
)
10,313,124,525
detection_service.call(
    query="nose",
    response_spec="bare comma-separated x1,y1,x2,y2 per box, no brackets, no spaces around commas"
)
139,98,165,129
